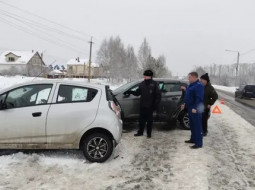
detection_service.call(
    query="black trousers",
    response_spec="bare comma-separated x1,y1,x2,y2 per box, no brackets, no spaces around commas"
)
202,108,210,134
138,107,154,136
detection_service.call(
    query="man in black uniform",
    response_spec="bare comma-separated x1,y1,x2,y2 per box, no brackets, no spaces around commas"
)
200,73,218,136
125,70,161,138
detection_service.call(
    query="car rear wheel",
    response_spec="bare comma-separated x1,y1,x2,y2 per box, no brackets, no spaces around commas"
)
82,133,113,163
181,112,190,130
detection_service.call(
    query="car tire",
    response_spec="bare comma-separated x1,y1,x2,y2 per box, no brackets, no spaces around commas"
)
181,112,190,130
82,133,113,163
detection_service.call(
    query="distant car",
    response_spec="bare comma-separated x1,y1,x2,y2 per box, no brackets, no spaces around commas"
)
0,80,122,163
112,79,190,129
235,85,255,99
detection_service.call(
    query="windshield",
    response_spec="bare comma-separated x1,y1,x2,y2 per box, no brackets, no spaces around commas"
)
245,85,255,91
113,81,139,95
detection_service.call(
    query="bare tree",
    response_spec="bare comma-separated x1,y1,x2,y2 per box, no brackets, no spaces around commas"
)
197,62,255,86
125,46,139,81
97,36,173,81
137,38,151,71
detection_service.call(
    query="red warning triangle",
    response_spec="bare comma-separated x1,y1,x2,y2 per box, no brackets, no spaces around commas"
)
212,105,222,114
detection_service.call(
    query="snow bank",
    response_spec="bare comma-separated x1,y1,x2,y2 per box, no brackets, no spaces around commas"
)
213,84,237,94
0,134,137,189
0,75,34,90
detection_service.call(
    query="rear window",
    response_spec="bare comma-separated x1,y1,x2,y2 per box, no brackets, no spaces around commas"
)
105,85,113,101
57,85,98,103
106,85,120,106
245,85,255,91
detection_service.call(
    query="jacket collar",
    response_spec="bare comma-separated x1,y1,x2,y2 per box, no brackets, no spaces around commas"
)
189,79,199,86
205,81,211,87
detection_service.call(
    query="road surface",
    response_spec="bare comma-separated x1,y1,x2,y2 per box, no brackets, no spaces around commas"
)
216,90,255,126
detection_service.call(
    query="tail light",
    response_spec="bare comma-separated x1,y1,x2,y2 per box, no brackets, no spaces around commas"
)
109,101,121,119
242,89,246,93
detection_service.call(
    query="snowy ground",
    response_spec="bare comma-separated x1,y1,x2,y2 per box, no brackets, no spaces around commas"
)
213,84,237,94
0,101,255,189
1,77,255,189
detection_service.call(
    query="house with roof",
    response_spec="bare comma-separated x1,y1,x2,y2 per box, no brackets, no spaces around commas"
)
0,50,46,76
66,57,102,78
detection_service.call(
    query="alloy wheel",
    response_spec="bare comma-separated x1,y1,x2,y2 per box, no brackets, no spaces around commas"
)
87,137,108,159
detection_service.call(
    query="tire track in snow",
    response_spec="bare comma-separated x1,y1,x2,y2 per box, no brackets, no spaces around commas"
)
205,102,255,189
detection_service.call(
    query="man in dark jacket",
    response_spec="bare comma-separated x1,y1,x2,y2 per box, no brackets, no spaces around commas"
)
200,73,218,136
126,69,161,138
181,72,204,149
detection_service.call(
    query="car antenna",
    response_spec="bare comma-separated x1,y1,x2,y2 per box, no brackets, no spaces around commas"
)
32,67,48,81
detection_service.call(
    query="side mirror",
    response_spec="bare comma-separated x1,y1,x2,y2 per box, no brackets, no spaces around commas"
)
236,88,240,91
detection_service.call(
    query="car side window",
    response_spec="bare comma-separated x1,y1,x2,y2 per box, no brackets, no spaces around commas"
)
5,84,53,109
130,85,139,92
163,83,182,92
158,82,164,90
57,85,97,103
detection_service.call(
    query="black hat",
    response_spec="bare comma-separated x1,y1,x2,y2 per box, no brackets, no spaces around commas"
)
200,73,210,82
143,69,153,77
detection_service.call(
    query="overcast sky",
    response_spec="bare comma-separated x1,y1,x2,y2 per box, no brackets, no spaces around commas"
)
1,0,255,76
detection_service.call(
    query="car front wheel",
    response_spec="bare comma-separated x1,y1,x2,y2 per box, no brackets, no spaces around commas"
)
82,133,113,163
181,112,190,130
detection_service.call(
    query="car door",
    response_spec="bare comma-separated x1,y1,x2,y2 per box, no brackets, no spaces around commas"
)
157,82,183,120
0,84,54,144
46,84,100,144
117,83,141,120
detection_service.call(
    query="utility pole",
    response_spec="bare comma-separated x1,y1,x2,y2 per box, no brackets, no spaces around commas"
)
88,37,94,82
236,52,240,87
225,49,240,87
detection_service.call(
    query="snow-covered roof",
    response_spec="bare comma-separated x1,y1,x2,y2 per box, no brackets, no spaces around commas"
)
49,69,65,75
0,51,36,65
66,58,99,67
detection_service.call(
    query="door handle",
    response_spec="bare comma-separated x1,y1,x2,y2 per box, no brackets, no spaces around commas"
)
32,112,42,117
171,97,179,100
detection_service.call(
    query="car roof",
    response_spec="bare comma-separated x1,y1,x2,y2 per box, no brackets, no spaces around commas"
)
0,79,107,93
154,78,188,83
132,78,188,83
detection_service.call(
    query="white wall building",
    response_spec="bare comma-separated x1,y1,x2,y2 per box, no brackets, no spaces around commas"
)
0,51,46,76
66,58,102,78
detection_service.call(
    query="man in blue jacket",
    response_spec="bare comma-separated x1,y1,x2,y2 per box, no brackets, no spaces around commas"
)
181,72,204,149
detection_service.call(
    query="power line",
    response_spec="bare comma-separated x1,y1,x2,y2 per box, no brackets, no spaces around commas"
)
240,48,255,56
0,1,102,60
0,16,87,55
0,1,96,41
0,9,91,47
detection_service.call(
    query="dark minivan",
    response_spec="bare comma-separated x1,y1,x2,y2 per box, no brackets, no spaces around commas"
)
235,85,255,99
112,79,190,129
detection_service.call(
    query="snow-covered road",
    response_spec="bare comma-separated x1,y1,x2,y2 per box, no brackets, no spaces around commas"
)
1,101,255,190
217,90,255,126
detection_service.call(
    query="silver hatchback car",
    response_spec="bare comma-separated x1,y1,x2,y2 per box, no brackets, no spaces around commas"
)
0,80,122,163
